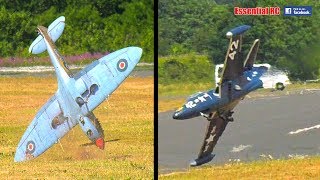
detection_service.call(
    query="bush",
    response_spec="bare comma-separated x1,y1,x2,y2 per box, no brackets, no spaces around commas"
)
159,53,214,84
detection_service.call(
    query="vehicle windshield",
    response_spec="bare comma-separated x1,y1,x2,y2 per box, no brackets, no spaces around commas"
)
265,67,287,76
218,67,223,78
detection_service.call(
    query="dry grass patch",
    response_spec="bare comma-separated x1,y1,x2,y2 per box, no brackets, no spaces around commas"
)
159,157,320,179
0,76,153,179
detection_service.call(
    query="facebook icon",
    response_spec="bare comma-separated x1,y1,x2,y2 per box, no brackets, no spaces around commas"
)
285,8,291,15
284,6,312,16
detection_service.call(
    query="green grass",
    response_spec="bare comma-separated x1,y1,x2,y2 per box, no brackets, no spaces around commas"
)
159,157,320,179
0,77,153,179
159,82,213,97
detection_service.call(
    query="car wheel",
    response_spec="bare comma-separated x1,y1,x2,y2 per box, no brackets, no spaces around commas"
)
275,82,285,91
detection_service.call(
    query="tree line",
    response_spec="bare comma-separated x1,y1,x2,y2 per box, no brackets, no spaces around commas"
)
159,0,320,80
0,0,154,62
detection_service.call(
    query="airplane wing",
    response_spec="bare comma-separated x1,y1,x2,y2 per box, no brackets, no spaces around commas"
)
14,95,78,162
220,25,251,84
190,112,228,166
73,47,142,114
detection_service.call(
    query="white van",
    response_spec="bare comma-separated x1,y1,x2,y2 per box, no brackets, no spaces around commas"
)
215,63,291,90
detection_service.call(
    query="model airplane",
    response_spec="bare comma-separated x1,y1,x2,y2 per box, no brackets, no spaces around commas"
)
173,25,268,166
14,16,142,162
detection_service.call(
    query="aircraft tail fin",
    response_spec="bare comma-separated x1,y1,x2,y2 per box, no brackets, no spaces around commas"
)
219,25,251,84
29,16,65,54
244,39,260,69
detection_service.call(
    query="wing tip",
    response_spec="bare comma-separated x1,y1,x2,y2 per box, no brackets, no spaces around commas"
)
189,154,215,167
226,25,251,38
14,152,24,162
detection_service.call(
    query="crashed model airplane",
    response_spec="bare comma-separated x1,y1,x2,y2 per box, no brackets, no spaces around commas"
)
173,25,268,166
14,16,142,162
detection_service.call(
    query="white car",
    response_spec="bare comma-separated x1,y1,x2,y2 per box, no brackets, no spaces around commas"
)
215,63,290,90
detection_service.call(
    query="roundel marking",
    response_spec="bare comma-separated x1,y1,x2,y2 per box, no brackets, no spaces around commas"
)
119,62,125,69
117,59,128,72
26,140,36,154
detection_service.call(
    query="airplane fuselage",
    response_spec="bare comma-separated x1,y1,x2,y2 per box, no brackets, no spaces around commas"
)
173,67,267,120
37,25,142,149
38,26,83,120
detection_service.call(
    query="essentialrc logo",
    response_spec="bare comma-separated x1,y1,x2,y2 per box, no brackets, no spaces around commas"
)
284,6,312,16
234,7,280,15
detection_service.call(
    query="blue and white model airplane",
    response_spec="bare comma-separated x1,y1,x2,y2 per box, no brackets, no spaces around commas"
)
14,16,142,162
173,25,268,166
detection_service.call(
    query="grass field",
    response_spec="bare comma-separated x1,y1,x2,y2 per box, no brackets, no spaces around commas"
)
159,157,320,179
0,76,153,179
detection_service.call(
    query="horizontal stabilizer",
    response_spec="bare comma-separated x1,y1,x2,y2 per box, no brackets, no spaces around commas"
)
226,25,251,38
190,154,215,166
244,39,260,68
29,16,65,54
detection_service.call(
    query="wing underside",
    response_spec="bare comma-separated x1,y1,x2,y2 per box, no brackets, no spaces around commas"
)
74,47,138,114
190,112,228,166
220,35,244,83
219,25,251,97
14,95,78,162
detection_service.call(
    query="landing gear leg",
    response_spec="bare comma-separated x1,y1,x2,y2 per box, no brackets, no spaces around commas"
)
200,112,217,121
218,110,234,122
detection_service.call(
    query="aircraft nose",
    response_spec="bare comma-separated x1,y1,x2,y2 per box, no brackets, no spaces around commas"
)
127,47,143,64
172,113,179,119
172,111,182,119
173,106,185,119
95,137,105,150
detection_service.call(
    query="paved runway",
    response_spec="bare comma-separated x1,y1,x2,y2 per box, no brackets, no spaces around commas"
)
159,92,320,172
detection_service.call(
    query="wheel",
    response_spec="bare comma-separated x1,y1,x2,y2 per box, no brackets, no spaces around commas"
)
275,82,285,91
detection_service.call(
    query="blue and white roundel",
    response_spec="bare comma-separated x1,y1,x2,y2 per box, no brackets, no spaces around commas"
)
117,59,128,72
26,140,36,154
